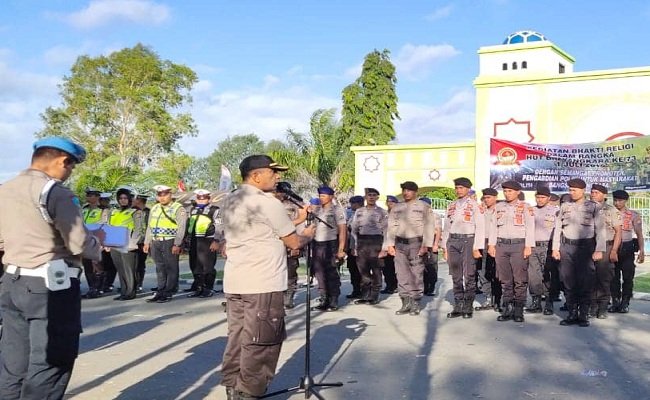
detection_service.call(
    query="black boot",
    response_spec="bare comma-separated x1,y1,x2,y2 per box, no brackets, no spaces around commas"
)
311,295,329,311
326,296,339,311
474,297,493,311
283,291,295,309
577,305,590,327
409,299,422,316
395,297,412,315
543,299,554,315
587,302,597,319
354,289,370,304
494,295,503,313
619,296,630,313
346,291,362,299
497,301,513,321
367,292,380,305
188,287,204,298
596,301,608,319
513,301,525,323
524,296,542,313
447,300,464,318
608,297,621,313
560,304,578,326
463,297,474,318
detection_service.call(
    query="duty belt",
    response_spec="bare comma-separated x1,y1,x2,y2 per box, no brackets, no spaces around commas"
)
358,234,383,240
497,238,525,245
449,233,475,239
6,264,82,279
152,237,174,241
535,241,550,247
561,237,595,245
395,236,422,244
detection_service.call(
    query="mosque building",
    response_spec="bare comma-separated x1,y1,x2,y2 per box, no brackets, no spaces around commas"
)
352,30,650,195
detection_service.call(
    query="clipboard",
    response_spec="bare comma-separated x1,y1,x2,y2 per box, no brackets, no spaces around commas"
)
85,224,129,248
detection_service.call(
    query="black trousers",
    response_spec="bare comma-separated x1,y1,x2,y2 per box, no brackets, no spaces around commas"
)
612,240,637,300
424,251,438,294
150,239,180,298
347,255,361,294
136,243,148,288
287,255,299,294
0,273,81,400
559,240,596,309
189,237,217,290
476,248,501,300
101,250,117,289
447,236,477,302
312,240,341,298
356,236,384,298
382,255,397,290
81,258,95,290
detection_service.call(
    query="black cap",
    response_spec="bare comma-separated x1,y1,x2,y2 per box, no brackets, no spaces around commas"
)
612,190,629,200
136,194,149,201
349,195,364,204
535,186,551,196
591,184,608,194
240,155,288,177
482,188,498,196
453,177,472,188
502,180,522,190
364,187,380,195
400,181,419,191
567,178,587,189
549,193,560,202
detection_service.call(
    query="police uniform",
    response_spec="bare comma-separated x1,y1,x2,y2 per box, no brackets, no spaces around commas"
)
552,179,607,327
590,185,622,318
186,189,221,298
345,196,365,299
526,186,559,314
611,190,644,313
380,195,400,293
280,197,304,308
81,188,104,297
475,188,501,311
489,181,535,322
0,137,101,399
144,185,188,302
311,186,347,311
386,181,435,316
442,178,485,319
134,194,150,290
99,192,118,292
350,190,388,304
423,208,441,296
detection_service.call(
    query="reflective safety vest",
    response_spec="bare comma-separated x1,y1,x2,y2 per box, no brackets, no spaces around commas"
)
149,202,182,239
188,206,218,237
109,208,136,230
82,206,103,224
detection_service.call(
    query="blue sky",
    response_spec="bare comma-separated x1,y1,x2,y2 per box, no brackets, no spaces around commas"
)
2,0,650,182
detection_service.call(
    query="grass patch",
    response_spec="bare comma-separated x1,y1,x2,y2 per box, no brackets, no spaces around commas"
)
634,274,650,293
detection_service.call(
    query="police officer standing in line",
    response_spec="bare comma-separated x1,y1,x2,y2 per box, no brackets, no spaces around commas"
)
99,192,118,293
143,184,188,303
311,186,347,311
133,194,150,291
525,186,558,315
475,188,501,311
589,184,622,319
351,188,388,305
0,137,104,399
380,195,400,294
345,196,365,299
442,178,485,319
273,183,308,309
419,197,441,297
186,189,221,298
488,181,535,323
552,178,606,327
81,187,104,298
107,187,144,300
386,181,435,316
610,190,645,313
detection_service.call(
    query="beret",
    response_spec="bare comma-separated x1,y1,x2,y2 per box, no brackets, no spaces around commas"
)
535,186,551,196
612,190,629,200
317,186,335,195
386,195,399,203
418,197,432,205
400,181,418,191
482,188,498,196
549,193,560,202
453,177,472,188
364,187,380,195
591,184,607,194
501,180,522,190
349,195,364,204
567,178,587,189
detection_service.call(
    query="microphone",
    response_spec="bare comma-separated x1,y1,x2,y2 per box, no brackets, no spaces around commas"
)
276,181,304,203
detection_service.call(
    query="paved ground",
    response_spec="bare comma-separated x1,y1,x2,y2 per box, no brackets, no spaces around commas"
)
65,261,650,400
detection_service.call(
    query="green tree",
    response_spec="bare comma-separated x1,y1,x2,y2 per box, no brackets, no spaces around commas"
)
203,134,266,186
38,43,198,173
342,49,400,146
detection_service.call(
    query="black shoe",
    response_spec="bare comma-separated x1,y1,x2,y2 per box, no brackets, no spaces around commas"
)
543,301,554,315
188,290,203,298
326,297,339,312
156,296,172,303
346,292,362,299
150,287,158,291
122,295,136,300
524,296,542,314
497,302,514,322
409,301,422,316
198,289,213,298
146,295,162,303
447,301,464,319
380,288,397,294
560,305,579,326
113,295,125,301
353,299,369,305
513,302,525,323
618,304,630,313
396,297,412,315
608,298,621,313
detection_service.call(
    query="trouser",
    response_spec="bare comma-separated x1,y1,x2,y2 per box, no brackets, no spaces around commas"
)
496,241,528,303
395,238,425,300
81,258,96,290
347,254,361,294
476,248,500,300
312,240,341,298
382,255,397,290
189,237,217,291
136,243,148,288
221,292,285,397
544,256,561,300
423,251,438,294
447,236,476,302
612,240,637,301
150,239,180,298
356,235,384,299
559,239,596,310
592,242,614,304
101,250,117,289
286,255,299,295
0,273,81,400
528,243,550,296
110,249,138,298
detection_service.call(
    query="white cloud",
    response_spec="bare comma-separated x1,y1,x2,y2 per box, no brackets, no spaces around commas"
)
394,43,460,80
344,63,362,80
425,5,453,21
62,0,170,29
263,74,280,89
395,89,475,144
42,43,98,66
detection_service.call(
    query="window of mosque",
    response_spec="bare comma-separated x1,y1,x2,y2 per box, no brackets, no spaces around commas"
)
522,61,528,69
559,63,565,74
502,63,508,71
512,62,518,70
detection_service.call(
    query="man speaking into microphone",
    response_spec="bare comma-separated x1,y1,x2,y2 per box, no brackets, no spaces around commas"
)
220,155,315,400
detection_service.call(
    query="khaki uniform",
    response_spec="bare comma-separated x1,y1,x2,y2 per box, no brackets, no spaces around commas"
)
529,204,559,298
423,213,442,295
592,203,621,309
441,197,485,305
312,204,346,303
613,208,642,306
386,200,435,301
351,205,388,301
476,206,501,305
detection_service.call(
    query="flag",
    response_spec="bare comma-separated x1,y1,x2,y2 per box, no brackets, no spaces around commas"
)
219,165,232,191
177,179,186,192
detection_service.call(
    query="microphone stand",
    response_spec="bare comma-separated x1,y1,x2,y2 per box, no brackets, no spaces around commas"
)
262,197,343,399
